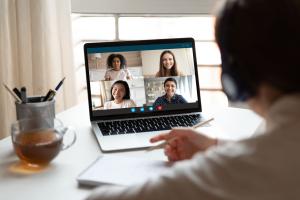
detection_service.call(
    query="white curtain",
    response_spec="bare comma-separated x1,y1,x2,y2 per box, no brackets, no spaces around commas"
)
177,75,197,102
0,0,77,139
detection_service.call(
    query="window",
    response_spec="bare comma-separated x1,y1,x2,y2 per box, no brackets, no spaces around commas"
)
71,14,228,110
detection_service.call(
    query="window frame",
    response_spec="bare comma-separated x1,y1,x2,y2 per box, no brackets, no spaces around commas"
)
72,13,223,105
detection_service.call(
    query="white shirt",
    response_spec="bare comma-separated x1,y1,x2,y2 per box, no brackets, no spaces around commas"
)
104,69,133,81
104,99,136,109
87,94,300,200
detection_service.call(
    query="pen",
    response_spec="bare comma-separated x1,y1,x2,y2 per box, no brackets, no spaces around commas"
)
13,88,21,99
20,87,27,103
54,77,66,91
43,77,65,101
146,118,214,152
3,83,22,103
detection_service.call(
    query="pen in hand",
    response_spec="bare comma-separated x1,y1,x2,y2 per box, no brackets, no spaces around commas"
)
43,77,66,101
146,118,214,152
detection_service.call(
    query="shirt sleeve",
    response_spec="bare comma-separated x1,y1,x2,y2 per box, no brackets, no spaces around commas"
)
153,97,161,108
178,95,188,103
86,140,266,200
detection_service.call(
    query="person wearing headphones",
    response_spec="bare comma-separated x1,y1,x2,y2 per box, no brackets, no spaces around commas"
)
87,0,300,199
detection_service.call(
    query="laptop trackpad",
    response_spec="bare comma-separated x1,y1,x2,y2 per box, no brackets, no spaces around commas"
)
97,131,164,152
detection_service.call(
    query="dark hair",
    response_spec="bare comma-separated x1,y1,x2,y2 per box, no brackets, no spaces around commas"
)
164,77,177,87
106,54,127,69
110,80,130,100
215,0,300,96
157,50,179,77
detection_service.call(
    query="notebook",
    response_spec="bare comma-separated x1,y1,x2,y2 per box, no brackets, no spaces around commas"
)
84,38,206,152
77,155,172,186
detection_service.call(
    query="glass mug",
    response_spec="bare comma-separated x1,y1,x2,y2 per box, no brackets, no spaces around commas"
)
11,117,76,167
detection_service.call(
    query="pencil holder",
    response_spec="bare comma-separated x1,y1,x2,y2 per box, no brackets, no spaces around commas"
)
15,97,55,120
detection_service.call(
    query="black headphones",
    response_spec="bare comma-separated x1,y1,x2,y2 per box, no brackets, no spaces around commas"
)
217,0,254,102
220,49,251,102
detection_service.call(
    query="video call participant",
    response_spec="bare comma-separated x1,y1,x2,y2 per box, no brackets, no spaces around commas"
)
104,80,136,109
153,77,187,108
87,0,300,199
104,54,133,81
155,50,184,77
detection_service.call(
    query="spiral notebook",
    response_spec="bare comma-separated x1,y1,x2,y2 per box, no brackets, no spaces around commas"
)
77,155,172,186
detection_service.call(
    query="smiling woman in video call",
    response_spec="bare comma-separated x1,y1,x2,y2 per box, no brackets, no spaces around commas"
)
104,80,136,109
87,0,300,199
155,50,184,77
104,54,133,81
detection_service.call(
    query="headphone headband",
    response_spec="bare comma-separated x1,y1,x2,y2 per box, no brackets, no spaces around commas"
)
217,0,254,102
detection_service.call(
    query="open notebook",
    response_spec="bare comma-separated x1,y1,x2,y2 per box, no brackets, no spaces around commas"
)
77,155,172,186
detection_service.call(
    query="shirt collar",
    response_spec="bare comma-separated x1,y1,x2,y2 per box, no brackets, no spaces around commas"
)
164,94,177,100
265,93,300,131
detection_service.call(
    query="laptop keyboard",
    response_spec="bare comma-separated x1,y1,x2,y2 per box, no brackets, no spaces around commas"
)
97,114,202,136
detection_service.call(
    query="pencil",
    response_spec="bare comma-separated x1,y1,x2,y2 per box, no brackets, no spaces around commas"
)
3,83,22,103
192,117,214,129
146,117,214,152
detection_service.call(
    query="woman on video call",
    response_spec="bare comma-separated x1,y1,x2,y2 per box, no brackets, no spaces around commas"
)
88,0,300,199
104,80,136,109
153,77,187,108
104,54,133,81
155,50,184,77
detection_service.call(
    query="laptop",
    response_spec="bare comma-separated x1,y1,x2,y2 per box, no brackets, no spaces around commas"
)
84,38,205,152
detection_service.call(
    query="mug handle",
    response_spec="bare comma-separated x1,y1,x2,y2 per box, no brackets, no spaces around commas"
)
61,126,77,150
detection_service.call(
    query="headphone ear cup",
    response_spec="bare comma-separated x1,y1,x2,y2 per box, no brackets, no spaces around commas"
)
221,72,239,101
221,55,250,102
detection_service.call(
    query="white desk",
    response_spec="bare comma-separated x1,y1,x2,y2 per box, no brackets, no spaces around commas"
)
0,102,262,200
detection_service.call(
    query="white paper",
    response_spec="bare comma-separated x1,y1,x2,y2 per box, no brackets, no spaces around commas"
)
77,155,172,186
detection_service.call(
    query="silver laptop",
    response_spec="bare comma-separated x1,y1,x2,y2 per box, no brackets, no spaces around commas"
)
84,38,204,152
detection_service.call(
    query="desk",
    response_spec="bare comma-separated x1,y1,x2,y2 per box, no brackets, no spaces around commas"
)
0,102,262,200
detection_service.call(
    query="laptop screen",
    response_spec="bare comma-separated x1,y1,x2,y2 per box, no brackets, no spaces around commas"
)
84,38,202,120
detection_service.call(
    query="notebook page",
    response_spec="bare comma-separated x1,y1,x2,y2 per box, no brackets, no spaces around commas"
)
77,155,172,186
